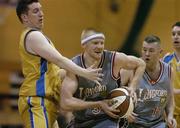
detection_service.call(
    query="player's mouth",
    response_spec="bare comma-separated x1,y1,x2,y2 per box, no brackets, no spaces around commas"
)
95,51,102,54
39,18,43,23
174,41,180,44
144,58,150,62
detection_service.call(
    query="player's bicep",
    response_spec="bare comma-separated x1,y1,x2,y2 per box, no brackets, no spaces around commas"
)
26,31,63,63
60,71,78,110
124,56,144,69
120,69,134,86
115,53,144,70
61,71,78,99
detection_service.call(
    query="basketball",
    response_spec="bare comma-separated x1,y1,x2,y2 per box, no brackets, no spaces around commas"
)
108,87,134,118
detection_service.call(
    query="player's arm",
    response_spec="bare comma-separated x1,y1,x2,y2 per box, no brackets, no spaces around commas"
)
165,67,176,128
60,72,100,110
115,52,145,91
172,67,180,94
120,69,134,87
173,88,180,95
60,72,119,118
26,31,102,83
59,69,66,81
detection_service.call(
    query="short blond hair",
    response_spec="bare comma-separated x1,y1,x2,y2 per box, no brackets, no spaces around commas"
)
81,28,105,45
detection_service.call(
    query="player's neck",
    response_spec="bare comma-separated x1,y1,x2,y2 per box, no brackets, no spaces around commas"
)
175,49,180,58
174,49,180,61
24,24,42,31
83,53,101,68
146,61,160,75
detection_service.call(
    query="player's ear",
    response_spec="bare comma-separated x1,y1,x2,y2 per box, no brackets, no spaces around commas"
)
81,43,86,49
21,14,28,22
160,49,163,54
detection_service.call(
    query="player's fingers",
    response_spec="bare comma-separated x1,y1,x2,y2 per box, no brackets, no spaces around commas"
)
106,110,119,119
110,107,120,113
95,69,103,78
172,119,177,128
130,92,137,105
132,112,138,116
93,68,102,73
168,118,176,128
127,116,134,123
94,80,102,86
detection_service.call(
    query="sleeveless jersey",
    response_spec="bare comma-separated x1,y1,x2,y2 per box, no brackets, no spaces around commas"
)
19,28,61,101
163,52,180,115
133,61,171,127
72,50,120,128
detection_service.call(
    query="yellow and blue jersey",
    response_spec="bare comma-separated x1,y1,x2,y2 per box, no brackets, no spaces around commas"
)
19,28,61,101
18,28,61,128
163,52,180,115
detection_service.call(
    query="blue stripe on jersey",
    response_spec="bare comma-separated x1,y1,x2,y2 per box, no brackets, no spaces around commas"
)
163,54,174,63
28,97,35,128
41,98,49,128
36,58,47,96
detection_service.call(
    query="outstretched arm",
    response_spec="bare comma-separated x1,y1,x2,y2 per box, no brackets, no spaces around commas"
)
26,31,102,83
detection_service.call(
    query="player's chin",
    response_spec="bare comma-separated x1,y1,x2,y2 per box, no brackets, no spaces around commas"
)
38,23,43,28
94,53,102,60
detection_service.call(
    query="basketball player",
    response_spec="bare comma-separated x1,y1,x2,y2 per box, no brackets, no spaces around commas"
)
16,0,103,128
125,35,176,128
163,21,180,128
60,28,146,128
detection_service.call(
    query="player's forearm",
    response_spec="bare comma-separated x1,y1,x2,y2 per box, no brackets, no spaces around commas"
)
129,59,145,89
165,103,174,118
165,93,175,118
166,70,175,118
56,56,86,77
61,97,101,111
173,88,180,95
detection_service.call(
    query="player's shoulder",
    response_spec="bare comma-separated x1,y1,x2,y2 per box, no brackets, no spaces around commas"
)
162,52,174,64
71,54,82,64
160,60,171,68
27,29,43,37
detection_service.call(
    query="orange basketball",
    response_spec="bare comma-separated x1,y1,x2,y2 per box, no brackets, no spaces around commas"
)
108,88,134,118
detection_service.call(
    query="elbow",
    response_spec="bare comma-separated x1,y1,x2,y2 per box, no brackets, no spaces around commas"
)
139,58,146,69
60,99,72,111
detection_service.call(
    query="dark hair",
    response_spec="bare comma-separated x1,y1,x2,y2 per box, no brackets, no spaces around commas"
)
144,35,161,44
16,0,39,23
172,21,180,28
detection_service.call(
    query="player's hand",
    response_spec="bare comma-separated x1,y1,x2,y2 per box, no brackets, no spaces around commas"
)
130,89,137,106
167,116,177,128
99,100,120,119
123,86,137,105
127,112,138,123
86,62,103,85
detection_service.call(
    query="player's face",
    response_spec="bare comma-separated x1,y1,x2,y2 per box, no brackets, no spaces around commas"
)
84,39,104,60
23,2,44,29
142,41,161,66
172,26,180,50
